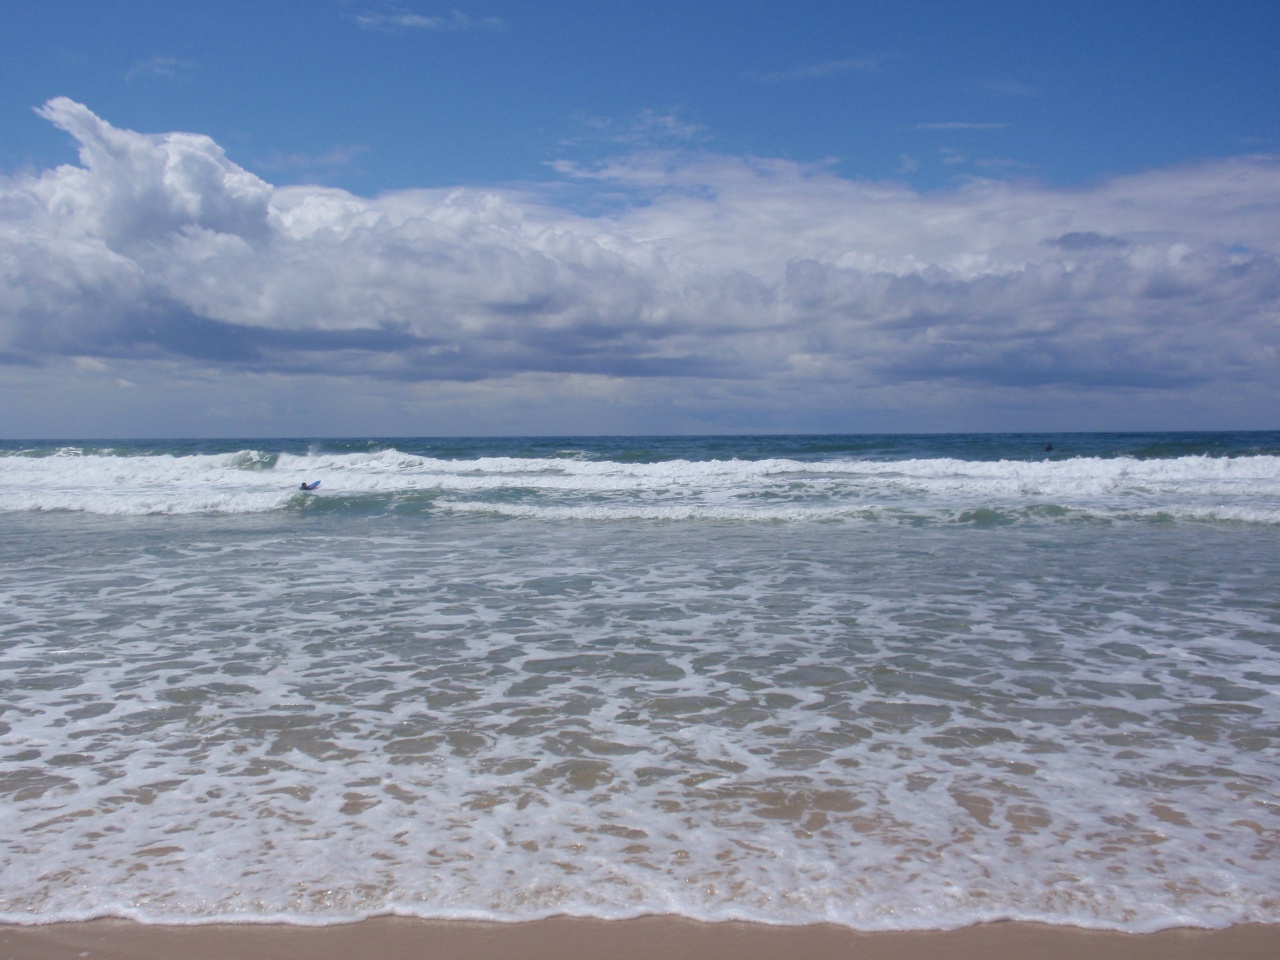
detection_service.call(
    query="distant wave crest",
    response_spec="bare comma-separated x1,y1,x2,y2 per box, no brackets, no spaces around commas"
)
2,446,1279,522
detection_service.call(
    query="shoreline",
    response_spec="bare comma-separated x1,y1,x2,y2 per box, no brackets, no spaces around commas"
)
2,917,1278,960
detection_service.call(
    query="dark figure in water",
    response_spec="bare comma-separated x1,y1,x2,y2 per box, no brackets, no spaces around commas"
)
300,481,320,491
1045,444,1053,452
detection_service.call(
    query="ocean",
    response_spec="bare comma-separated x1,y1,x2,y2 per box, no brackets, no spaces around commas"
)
1,432,1278,932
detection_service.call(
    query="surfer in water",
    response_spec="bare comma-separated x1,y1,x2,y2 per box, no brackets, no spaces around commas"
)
300,481,320,491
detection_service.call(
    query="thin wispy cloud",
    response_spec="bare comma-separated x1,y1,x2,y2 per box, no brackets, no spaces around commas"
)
125,56,194,81
560,109,707,151
257,145,369,175
914,122,1009,131
974,156,1034,171
745,56,885,83
979,78,1039,98
356,8,505,32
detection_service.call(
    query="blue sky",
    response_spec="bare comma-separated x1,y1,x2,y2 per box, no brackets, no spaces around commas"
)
6,1,1276,192
1,1,1278,436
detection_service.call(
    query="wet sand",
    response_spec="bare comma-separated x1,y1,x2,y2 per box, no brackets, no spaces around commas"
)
2,917,1278,960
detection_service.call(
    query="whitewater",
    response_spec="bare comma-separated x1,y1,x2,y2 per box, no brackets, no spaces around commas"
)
1,433,1278,932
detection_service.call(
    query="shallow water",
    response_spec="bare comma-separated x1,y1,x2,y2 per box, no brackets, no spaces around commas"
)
1,434,1278,930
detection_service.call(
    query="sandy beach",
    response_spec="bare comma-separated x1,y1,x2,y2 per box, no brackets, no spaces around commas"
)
2,917,1278,960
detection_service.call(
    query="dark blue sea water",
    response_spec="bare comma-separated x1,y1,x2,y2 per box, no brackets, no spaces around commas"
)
5,430,1277,464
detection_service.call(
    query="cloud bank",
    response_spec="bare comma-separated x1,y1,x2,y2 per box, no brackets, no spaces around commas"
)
2,99,1278,433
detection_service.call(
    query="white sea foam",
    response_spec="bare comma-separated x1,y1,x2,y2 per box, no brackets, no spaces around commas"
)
1,506,1278,930
2,448,1279,523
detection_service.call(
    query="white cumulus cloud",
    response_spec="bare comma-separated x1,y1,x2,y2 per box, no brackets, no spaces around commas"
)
2,99,1278,434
